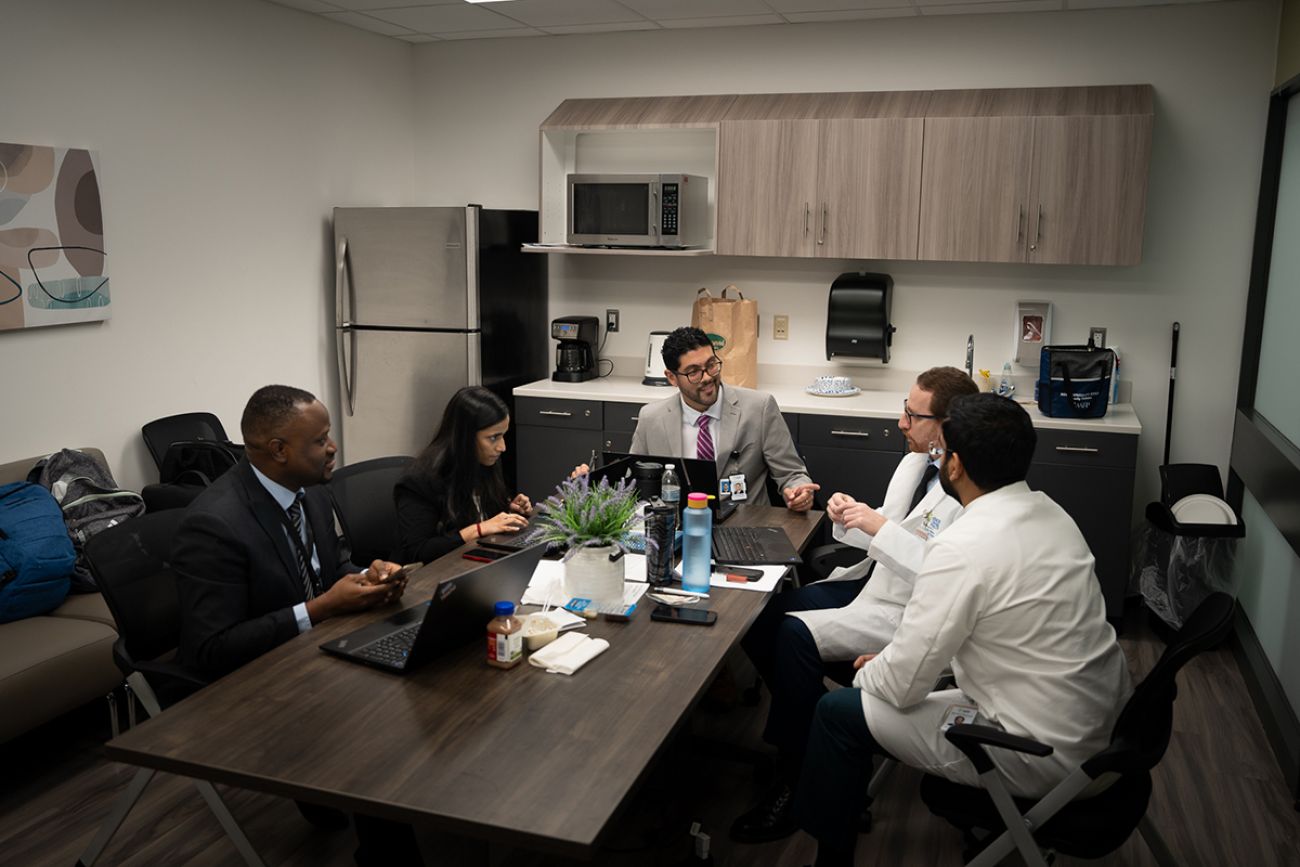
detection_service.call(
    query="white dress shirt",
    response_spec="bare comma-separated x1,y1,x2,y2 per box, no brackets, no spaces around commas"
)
679,392,724,462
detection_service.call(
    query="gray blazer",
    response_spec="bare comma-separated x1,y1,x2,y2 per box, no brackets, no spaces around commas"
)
630,384,812,499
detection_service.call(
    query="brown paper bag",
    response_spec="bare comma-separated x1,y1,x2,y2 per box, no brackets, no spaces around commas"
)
691,285,758,388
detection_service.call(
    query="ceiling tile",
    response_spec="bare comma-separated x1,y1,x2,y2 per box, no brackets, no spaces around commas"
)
658,14,786,27
265,0,345,13
785,7,920,20
329,0,458,10
436,27,549,39
540,21,664,33
918,0,1062,12
320,10,417,34
1066,0,1170,6
619,0,774,19
365,3,522,31
767,0,916,10
488,0,647,27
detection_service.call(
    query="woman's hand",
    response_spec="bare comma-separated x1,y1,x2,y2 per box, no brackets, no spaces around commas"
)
509,493,533,516
480,511,529,536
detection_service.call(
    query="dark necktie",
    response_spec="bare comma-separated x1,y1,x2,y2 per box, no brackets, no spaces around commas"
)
286,493,319,600
697,415,715,463
909,463,940,513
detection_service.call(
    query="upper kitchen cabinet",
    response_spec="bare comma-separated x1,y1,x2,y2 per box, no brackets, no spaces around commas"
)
716,91,927,259
919,85,1154,265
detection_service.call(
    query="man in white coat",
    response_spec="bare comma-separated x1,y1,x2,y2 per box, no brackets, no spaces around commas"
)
732,366,977,843
630,326,818,511
794,394,1131,867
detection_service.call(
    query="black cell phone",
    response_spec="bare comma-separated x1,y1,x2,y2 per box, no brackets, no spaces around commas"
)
717,565,763,581
650,605,717,626
463,548,505,563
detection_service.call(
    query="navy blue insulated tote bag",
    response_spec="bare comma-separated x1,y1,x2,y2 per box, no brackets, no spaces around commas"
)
0,482,77,622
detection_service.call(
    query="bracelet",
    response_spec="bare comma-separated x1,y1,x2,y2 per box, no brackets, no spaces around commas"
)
476,521,483,538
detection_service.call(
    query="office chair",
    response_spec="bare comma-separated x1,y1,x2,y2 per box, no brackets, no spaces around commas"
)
327,455,414,566
918,592,1234,867
77,511,264,867
141,411,231,472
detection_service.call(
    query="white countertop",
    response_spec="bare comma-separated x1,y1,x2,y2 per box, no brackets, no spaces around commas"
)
514,375,1142,435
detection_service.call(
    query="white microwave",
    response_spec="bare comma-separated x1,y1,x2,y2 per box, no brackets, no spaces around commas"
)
567,173,708,248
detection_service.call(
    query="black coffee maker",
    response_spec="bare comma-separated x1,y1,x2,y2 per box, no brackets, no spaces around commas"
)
551,316,600,382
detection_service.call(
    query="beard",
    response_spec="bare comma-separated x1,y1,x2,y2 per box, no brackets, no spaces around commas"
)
938,459,958,501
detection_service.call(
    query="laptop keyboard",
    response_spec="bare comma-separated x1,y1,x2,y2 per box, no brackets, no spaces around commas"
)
712,527,768,564
355,623,421,667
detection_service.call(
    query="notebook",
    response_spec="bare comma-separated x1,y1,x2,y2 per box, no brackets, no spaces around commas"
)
319,544,547,673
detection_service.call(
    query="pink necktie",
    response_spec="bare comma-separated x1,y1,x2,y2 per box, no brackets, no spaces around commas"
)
697,415,715,462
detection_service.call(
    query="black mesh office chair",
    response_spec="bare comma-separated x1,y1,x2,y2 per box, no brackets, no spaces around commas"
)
77,511,263,867
919,592,1235,867
141,412,231,472
328,456,414,566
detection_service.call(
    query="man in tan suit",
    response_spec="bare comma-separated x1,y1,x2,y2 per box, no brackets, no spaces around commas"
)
630,326,817,511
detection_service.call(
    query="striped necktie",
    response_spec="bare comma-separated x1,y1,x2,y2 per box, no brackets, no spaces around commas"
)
697,415,715,463
286,493,318,600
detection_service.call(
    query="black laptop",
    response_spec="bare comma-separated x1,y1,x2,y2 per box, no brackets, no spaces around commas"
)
319,544,547,673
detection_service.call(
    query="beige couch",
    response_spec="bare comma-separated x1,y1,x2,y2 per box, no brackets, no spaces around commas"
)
0,449,122,743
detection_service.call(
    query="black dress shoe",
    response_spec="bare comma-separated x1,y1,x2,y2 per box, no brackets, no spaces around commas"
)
729,783,798,844
295,800,350,831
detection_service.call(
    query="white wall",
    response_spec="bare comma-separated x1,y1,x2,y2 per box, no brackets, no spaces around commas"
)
412,2,1278,517
0,0,414,491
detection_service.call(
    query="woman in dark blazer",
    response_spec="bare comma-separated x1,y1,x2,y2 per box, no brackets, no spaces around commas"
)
394,386,532,564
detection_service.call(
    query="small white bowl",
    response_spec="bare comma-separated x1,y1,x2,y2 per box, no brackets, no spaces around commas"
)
521,614,559,651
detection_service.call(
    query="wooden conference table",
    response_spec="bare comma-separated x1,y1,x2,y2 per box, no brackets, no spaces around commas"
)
105,505,824,860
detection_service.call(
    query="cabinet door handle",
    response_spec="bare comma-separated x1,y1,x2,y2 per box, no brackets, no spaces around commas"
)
1017,205,1025,244
538,410,572,418
1054,445,1099,454
1030,205,1043,252
830,429,870,438
804,203,810,238
818,203,827,246
630,416,640,423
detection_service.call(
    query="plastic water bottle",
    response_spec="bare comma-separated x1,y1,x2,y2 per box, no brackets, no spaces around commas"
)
681,492,713,594
661,464,681,510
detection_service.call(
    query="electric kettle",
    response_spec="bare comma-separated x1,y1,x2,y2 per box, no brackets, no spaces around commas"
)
643,331,672,386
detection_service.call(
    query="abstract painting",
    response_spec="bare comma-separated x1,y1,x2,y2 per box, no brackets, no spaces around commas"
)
0,142,109,332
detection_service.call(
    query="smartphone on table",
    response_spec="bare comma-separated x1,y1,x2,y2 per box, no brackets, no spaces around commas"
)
650,605,717,626
463,548,506,563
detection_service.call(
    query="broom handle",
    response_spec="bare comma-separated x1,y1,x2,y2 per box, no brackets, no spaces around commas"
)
1164,322,1180,467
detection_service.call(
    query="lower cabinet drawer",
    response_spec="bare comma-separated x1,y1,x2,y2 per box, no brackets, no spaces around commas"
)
514,396,602,430
1033,428,1137,469
798,414,905,453
602,401,646,434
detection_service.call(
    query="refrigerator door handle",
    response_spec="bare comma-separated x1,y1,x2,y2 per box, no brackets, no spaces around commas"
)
338,324,357,416
467,331,482,386
464,205,479,330
335,236,354,328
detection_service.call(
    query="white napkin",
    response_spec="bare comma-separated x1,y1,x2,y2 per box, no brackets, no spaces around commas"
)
527,631,609,675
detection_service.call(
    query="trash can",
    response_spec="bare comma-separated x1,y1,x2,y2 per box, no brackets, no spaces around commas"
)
1131,463,1245,631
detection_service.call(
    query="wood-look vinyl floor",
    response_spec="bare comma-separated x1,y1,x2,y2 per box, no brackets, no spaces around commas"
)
3,608,1297,867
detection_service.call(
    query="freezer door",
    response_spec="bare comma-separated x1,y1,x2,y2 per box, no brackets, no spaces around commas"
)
334,207,472,329
339,330,475,463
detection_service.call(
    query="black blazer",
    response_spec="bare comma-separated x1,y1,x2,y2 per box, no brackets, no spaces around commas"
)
393,470,466,565
174,459,357,680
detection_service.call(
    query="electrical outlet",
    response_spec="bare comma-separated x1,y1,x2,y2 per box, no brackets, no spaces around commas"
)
774,314,789,340
1089,326,1107,348
606,309,619,333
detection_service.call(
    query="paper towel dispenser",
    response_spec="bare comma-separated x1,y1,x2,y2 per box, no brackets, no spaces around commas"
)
826,272,895,362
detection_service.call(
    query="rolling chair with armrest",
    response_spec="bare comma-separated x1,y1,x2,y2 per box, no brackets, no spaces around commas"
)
918,592,1234,867
141,412,230,471
76,510,265,867
327,456,414,566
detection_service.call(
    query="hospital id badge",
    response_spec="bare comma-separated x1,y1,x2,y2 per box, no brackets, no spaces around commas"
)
940,703,978,732
728,473,749,501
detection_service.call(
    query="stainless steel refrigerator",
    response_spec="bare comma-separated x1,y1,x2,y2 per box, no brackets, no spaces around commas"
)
333,206,547,485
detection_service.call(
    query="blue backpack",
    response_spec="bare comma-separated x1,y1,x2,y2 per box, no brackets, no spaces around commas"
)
0,482,77,623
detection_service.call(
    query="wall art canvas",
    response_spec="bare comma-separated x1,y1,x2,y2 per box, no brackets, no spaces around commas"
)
0,142,109,332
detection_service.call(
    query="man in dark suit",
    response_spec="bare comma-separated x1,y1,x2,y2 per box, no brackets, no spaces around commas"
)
174,384,418,865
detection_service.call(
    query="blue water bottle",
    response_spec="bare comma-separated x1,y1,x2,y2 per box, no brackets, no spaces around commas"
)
681,492,713,594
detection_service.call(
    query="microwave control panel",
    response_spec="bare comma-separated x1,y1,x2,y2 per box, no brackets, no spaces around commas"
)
660,183,679,237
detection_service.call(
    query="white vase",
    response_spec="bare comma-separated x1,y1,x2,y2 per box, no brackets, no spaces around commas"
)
563,545,624,606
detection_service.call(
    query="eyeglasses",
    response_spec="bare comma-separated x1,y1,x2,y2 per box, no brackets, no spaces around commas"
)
677,356,722,384
902,399,940,425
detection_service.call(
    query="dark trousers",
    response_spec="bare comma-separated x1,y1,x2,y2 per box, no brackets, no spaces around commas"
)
740,577,866,765
794,688,890,854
